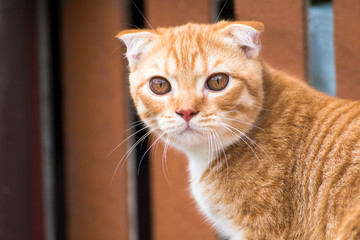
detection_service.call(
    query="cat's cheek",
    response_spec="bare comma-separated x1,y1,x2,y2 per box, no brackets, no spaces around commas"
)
136,85,171,113
234,89,256,109
135,100,148,118
203,88,210,96
147,88,174,99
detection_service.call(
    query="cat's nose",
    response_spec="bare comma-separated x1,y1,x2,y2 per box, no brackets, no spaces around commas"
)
176,109,199,122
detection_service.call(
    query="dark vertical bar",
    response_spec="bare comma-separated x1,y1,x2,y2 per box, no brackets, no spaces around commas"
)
38,0,65,238
127,0,153,239
213,0,234,22
0,0,44,240
134,117,152,240
49,0,66,239
30,2,45,237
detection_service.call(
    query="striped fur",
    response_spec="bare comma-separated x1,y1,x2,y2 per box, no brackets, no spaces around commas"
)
118,21,360,239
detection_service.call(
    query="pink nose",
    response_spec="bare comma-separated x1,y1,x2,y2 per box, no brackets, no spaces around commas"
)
176,109,199,122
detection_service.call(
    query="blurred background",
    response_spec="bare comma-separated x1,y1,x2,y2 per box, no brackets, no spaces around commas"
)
0,0,359,239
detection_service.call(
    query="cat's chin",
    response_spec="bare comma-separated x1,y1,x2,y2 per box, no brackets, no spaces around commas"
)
167,128,236,152
165,128,208,149
179,125,202,136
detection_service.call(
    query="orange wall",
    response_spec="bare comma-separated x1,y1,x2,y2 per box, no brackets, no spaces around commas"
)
62,0,130,239
334,0,360,100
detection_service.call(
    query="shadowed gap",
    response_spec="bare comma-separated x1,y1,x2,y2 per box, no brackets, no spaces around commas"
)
213,0,234,22
49,0,66,239
129,0,153,239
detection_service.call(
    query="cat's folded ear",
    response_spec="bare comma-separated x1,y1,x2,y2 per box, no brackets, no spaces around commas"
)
218,21,264,59
116,29,156,69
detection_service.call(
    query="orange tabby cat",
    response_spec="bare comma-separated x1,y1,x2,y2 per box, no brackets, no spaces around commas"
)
117,21,360,240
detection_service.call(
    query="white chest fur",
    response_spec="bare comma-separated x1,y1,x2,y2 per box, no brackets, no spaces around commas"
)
185,151,246,240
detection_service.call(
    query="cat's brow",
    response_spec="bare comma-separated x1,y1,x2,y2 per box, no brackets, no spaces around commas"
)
213,60,224,68
162,31,209,75
152,63,160,70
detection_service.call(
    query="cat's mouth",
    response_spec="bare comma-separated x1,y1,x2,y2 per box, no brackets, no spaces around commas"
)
179,125,201,135
172,124,210,147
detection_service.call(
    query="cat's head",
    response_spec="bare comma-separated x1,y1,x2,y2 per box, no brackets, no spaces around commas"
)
117,21,265,152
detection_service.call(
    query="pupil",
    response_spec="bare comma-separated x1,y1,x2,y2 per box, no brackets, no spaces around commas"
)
216,78,220,84
159,81,163,88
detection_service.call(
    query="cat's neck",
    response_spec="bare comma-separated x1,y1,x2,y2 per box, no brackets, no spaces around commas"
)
261,63,331,110
181,128,242,182
183,147,212,182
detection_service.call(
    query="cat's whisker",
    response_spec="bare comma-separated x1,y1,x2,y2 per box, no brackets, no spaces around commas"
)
211,129,220,174
161,134,168,176
107,122,156,157
214,131,224,176
139,129,152,150
223,122,273,163
130,0,154,30
153,133,162,155
212,129,222,176
221,122,273,163
210,129,222,176
161,133,172,187
205,130,210,170
119,121,147,136
208,129,217,174
164,135,171,174
207,129,215,172
218,122,263,165
129,119,145,126
121,23,142,29
119,120,144,136
109,127,157,187
214,131,229,185
214,0,229,23
221,109,239,115
137,131,165,175
205,129,211,171
111,44,123,54
152,135,169,183
247,102,273,112
204,129,211,171
219,116,264,131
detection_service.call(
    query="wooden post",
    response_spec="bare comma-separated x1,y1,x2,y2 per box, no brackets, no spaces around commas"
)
145,0,217,239
0,1,44,239
334,0,360,100
61,0,129,239
234,0,308,80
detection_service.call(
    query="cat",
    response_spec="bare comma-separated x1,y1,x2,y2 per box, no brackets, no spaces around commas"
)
117,21,360,240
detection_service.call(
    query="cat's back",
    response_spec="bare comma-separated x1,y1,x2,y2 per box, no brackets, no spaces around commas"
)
295,96,360,239
219,69,360,239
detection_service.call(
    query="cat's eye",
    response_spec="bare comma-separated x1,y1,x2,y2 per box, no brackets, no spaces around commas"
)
206,73,229,91
149,77,171,95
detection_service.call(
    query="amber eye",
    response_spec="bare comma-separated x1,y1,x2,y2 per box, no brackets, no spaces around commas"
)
206,73,229,91
149,77,171,95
